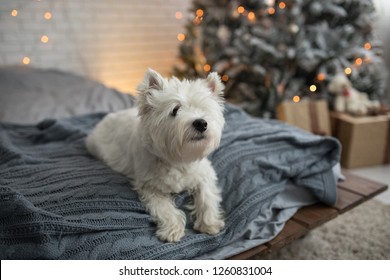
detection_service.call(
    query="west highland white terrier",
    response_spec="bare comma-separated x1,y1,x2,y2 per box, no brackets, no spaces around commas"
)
86,69,225,242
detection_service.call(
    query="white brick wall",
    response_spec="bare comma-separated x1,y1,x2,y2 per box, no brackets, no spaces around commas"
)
0,0,191,93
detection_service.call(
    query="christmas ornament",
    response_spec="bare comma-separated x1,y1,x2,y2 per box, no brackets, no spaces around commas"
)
289,23,299,34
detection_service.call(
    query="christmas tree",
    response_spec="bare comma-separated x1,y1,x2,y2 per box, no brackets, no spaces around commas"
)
174,0,387,117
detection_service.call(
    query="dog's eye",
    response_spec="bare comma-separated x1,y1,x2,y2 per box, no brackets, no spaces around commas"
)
171,106,180,117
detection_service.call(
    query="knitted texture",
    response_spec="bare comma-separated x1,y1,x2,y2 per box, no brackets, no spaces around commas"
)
0,105,340,259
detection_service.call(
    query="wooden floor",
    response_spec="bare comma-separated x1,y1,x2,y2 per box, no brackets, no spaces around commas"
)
228,170,388,260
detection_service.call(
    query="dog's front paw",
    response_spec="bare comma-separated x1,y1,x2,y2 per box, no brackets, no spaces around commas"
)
156,225,185,243
156,214,186,242
194,219,225,235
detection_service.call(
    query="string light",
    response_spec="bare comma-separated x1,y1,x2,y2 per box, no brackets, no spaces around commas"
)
344,67,352,75
309,85,317,92
268,7,276,15
22,56,31,65
196,9,204,17
355,57,363,66
44,12,52,20
14,3,53,68
293,95,300,103
279,2,286,9
364,42,372,50
237,6,245,14
247,11,255,21
175,11,183,19
177,33,185,41
203,64,211,72
222,75,229,82
41,35,49,43
317,73,326,81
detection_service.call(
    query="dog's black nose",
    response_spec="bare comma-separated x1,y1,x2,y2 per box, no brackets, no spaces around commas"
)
193,119,207,132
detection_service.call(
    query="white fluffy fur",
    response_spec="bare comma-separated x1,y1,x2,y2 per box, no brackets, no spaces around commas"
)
328,73,380,116
86,69,225,242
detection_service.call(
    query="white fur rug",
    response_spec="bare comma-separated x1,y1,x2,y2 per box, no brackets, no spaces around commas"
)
263,199,390,259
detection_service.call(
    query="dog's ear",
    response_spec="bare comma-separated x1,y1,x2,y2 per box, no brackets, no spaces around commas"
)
138,68,165,94
205,72,224,97
137,68,165,115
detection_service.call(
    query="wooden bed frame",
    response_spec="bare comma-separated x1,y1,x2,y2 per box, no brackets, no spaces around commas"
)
229,169,388,259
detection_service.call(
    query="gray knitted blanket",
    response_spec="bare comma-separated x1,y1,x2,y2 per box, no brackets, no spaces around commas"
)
0,105,340,259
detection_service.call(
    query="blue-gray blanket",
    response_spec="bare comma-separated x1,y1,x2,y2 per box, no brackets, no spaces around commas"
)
0,105,340,259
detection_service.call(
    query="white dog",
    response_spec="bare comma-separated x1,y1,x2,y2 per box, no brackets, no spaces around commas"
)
328,73,380,116
86,69,225,242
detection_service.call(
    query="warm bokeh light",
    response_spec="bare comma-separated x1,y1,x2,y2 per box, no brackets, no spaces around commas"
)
175,11,183,19
364,42,372,50
237,6,245,14
344,67,352,75
279,2,286,9
268,7,276,15
317,73,326,81
41,35,49,43
22,56,30,65
44,12,52,20
355,57,363,66
196,9,204,17
247,12,255,21
293,95,300,103
309,85,317,92
177,33,185,41
11,9,18,17
222,74,229,82
203,64,211,72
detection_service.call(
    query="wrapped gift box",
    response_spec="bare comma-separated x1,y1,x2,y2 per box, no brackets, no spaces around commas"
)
330,112,390,168
277,99,332,136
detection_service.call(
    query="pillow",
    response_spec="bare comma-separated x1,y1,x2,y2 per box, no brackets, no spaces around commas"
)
0,66,136,123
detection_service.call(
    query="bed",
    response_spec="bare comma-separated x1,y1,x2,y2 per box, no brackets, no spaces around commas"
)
0,66,385,260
